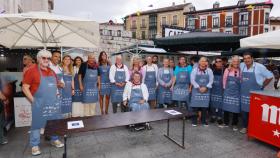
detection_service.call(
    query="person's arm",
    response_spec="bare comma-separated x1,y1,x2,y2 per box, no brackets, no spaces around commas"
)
71,76,75,95
109,65,116,83
157,68,165,87
171,66,178,89
260,64,273,88
0,91,6,101
142,65,146,83
206,68,214,88
124,65,130,83
223,68,229,89
190,68,199,88
142,84,149,102
154,64,159,86
78,64,85,91
22,84,34,103
123,82,131,105
166,69,174,87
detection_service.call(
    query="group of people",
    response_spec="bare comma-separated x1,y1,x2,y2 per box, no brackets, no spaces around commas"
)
1,49,275,156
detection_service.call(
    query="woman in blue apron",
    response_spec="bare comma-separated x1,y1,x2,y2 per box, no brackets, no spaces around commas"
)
222,56,241,131
72,56,83,117
109,55,129,113
143,56,158,109
98,51,111,115
61,55,74,118
190,57,214,126
79,54,99,117
22,50,64,156
171,56,191,109
157,58,173,108
210,57,224,125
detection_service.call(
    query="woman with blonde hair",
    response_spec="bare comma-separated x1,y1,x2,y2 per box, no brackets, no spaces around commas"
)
129,55,143,78
221,55,241,131
61,55,74,118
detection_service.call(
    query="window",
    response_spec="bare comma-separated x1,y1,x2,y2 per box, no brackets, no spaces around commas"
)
265,13,270,24
213,17,220,28
149,15,157,28
108,30,112,36
149,29,157,39
187,18,195,29
100,29,103,35
273,26,276,31
132,20,137,29
239,12,248,26
239,27,248,35
132,32,136,38
141,19,146,28
225,16,232,27
225,31,232,34
264,28,269,32
161,17,167,26
117,30,121,37
201,19,207,29
141,31,146,39
172,15,178,25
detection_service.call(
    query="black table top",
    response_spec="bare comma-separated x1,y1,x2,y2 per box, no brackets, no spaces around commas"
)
44,108,191,136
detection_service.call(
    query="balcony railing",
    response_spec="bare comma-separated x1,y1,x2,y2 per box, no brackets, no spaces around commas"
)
239,20,248,26
225,23,233,27
213,25,220,28
141,25,147,28
200,26,207,29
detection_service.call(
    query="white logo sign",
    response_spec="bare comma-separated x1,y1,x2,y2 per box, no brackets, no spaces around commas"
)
164,28,189,37
261,104,280,125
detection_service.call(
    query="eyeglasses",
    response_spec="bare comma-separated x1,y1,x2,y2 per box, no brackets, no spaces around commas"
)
42,57,51,60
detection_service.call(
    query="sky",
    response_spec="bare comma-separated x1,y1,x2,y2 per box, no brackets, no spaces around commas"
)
54,0,280,23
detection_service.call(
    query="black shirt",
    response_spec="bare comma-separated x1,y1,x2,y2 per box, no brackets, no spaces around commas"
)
78,62,99,80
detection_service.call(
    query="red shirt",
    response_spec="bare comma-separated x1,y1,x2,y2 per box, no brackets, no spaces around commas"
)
22,65,57,95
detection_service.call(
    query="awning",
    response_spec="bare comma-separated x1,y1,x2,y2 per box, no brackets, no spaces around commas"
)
154,32,247,51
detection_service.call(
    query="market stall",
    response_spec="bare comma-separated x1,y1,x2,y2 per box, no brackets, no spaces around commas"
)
240,30,280,148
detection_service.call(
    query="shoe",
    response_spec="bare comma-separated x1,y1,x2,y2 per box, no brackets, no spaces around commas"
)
145,123,152,130
240,128,247,134
51,140,64,148
218,124,229,128
0,137,8,145
233,126,238,131
217,119,223,125
192,124,197,127
203,122,209,127
31,146,41,156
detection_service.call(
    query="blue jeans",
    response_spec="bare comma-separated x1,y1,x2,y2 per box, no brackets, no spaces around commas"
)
30,129,59,147
242,111,249,128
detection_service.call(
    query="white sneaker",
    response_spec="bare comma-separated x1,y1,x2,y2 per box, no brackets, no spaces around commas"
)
233,126,238,132
0,138,8,145
51,140,64,148
218,124,229,128
192,124,197,127
31,146,41,156
240,128,247,134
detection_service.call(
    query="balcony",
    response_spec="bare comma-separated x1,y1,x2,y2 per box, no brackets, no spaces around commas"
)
200,26,207,29
131,25,137,30
239,20,248,26
225,23,233,27
140,25,147,29
213,25,220,29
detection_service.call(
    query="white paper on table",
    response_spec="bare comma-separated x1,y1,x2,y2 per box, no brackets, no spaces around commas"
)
67,120,84,129
164,110,182,116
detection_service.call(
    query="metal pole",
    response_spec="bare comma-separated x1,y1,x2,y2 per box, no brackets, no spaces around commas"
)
182,117,185,148
63,135,67,158
167,119,170,136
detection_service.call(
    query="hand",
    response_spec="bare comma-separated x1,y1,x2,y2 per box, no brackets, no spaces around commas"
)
123,100,128,106
170,86,173,91
139,99,145,104
72,89,75,96
199,87,207,93
80,85,84,92
58,81,65,88
120,82,126,87
0,94,6,101
188,87,192,93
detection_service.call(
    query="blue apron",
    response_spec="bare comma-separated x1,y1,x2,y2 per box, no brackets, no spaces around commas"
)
99,64,111,95
82,65,98,103
223,75,241,113
172,70,189,102
190,71,210,108
31,66,61,130
111,69,126,103
129,86,150,112
61,72,72,114
144,66,157,100
240,66,262,112
210,74,223,109
72,72,82,102
157,69,172,104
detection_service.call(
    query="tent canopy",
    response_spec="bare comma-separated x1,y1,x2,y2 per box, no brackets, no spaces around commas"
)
240,29,280,49
154,32,247,51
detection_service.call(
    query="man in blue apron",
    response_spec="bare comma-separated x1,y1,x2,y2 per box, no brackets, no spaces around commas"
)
22,50,64,156
210,57,224,125
78,53,99,116
172,56,191,109
190,57,214,127
157,58,173,108
240,52,273,134
143,56,158,109
109,55,129,113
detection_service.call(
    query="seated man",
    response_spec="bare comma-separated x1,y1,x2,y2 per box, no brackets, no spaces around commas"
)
123,72,150,130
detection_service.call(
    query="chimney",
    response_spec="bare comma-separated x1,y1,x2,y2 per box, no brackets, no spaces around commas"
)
213,1,220,9
237,0,246,6
172,2,175,6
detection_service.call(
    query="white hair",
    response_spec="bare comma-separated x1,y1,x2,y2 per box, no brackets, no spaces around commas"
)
37,49,52,60
199,56,208,63
231,55,240,61
88,52,96,58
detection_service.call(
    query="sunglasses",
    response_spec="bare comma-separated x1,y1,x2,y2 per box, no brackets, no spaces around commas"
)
42,57,51,60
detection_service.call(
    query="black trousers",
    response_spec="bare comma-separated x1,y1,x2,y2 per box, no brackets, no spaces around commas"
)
224,111,239,126
112,102,128,113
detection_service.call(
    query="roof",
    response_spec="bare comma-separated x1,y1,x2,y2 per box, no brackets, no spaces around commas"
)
184,2,273,15
270,17,280,21
154,32,247,51
125,3,191,18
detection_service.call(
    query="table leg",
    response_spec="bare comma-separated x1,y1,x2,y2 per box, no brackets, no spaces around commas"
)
63,135,67,158
164,117,185,149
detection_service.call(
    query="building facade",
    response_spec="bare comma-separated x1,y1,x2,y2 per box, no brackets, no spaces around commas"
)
185,0,273,36
0,0,53,14
270,17,280,31
124,2,193,39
